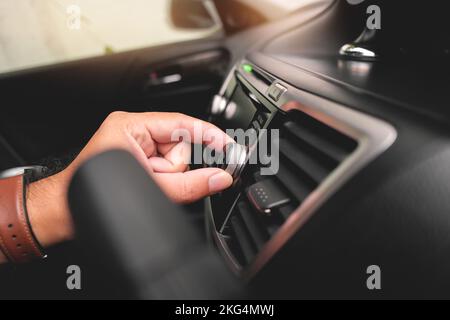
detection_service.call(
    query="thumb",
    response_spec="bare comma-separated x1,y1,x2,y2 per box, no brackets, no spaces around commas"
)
153,168,233,204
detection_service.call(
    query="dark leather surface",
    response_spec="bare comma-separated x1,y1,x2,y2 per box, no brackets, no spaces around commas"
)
69,150,240,299
262,0,450,121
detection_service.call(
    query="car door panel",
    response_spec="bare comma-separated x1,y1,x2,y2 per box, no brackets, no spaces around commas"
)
0,39,230,164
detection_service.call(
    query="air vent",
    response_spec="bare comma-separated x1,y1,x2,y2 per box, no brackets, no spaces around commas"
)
222,109,358,267
273,110,358,203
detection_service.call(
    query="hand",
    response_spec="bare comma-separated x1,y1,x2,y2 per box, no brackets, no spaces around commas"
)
25,112,234,251
64,112,234,202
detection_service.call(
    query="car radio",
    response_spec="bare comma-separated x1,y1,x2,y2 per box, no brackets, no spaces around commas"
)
205,59,396,279
206,61,284,259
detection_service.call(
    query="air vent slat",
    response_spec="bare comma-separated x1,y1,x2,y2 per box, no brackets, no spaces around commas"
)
287,111,358,154
230,215,256,264
284,121,350,163
270,162,316,202
278,138,333,183
277,204,298,220
237,202,269,250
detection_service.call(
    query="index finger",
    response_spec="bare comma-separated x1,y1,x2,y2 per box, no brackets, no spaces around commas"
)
140,112,234,150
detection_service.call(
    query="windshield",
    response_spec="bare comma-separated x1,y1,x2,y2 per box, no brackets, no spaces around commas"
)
0,0,219,74
239,0,332,20
0,0,327,75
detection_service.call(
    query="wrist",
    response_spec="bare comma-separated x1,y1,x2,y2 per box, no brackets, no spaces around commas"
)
27,171,74,248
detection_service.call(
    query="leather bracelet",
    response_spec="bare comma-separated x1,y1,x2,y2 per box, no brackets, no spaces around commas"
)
0,174,45,263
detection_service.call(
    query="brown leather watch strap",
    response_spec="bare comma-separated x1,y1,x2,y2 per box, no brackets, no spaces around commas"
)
0,175,44,263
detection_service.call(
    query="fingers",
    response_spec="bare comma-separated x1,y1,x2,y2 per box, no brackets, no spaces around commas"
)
149,141,191,173
153,168,233,204
141,112,234,150
95,112,235,204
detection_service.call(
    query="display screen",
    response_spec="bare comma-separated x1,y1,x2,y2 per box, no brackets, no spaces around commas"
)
220,81,258,130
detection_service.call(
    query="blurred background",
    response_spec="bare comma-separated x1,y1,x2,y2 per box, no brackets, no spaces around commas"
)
0,0,219,74
0,0,314,74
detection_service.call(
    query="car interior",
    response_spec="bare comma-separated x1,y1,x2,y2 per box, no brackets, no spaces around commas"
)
0,0,449,299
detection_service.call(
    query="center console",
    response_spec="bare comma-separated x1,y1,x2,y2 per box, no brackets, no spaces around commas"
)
206,59,397,279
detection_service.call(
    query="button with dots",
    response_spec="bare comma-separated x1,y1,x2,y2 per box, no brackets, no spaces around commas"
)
246,179,291,215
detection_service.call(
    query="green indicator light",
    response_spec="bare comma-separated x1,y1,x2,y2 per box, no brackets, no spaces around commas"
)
243,64,253,73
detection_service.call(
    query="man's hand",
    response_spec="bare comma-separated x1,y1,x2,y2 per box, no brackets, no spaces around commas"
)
64,112,234,203
22,112,234,255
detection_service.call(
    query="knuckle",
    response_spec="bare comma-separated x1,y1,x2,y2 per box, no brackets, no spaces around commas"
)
106,111,127,123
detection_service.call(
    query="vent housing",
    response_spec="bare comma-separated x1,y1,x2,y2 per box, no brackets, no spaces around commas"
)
221,110,358,267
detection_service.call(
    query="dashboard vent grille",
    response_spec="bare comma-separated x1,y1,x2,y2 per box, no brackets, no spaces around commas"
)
273,110,358,203
222,110,358,267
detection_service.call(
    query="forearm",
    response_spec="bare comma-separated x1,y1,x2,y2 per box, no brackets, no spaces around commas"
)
27,172,74,249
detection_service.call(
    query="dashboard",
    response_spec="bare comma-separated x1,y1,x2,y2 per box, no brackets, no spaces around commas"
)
206,59,397,296
1,0,449,300
202,1,450,298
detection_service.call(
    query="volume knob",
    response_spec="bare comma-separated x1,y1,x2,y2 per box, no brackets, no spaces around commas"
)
223,143,248,181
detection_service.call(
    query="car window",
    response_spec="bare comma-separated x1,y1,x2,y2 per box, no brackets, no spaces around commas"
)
239,0,332,20
0,0,221,74
0,0,330,75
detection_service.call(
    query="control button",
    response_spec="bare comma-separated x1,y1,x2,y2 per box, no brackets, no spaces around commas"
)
211,95,228,115
247,179,291,215
268,83,287,102
268,86,278,101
